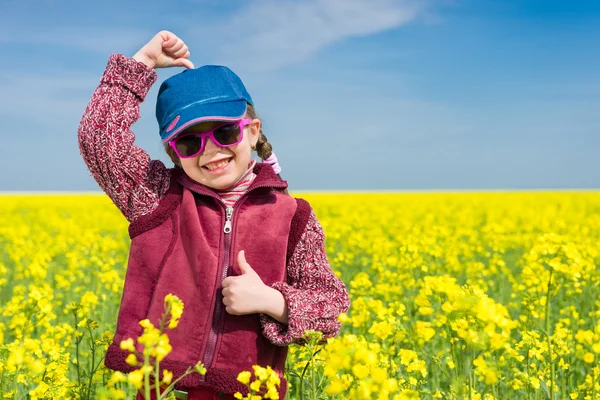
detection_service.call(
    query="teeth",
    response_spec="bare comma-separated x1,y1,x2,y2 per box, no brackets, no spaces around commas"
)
205,159,230,171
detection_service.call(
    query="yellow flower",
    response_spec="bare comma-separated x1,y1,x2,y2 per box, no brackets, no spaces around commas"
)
163,369,173,385
125,354,138,366
127,369,144,389
77,318,88,328
4,191,600,399
352,364,369,379
415,321,435,343
399,349,418,366
195,361,207,375
139,319,153,329
372,367,386,383
338,312,349,323
264,386,279,399
253,365,268,382
80,291,99,311
120,338,135,352
108,371,127,385
237,371,252,385
153,334,172,362
484,369,498,385
165,294,184,329
249,379,261,392
325,377,346,395
28,382,49,400
369,320,394,340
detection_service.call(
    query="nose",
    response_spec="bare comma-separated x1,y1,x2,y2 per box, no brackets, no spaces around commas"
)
201,135,220,155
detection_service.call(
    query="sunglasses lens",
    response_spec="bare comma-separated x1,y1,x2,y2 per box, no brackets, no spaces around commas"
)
213,123,242,146
174,135,202,157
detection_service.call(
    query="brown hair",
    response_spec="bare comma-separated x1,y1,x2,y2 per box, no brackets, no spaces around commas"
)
164,104,287,191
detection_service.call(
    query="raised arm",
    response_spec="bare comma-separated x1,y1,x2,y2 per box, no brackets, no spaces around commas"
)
78,31,193,222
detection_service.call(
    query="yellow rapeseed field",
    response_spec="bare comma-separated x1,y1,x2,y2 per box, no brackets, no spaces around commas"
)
1,192,599,399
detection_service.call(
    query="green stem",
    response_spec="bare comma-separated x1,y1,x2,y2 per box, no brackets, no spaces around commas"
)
469,348,473,400
311,345,317,400
545,269,554,400
592,366,596,400
156,305,170,399
145,352,151,400
161,366,194,396
469,370,473,400
156,358,161,400
451,339,458,380
73,310,81,389
87,338,95,400
75,337,81,387
526,348,531,400
299,358,310,397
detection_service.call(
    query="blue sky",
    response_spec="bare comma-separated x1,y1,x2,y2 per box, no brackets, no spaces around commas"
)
0,0,598,191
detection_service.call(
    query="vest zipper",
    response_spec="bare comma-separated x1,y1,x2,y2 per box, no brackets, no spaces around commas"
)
201,205,234,374
223,206,233,234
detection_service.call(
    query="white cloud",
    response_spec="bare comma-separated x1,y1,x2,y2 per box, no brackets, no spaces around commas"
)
1,1,432,70
188,0,431,70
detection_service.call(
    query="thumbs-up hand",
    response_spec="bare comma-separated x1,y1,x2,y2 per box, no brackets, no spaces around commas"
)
132,30,194,69
221,250,271,316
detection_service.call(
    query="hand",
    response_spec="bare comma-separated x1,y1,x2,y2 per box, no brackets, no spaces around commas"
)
222,250,274,316
132,30,194,69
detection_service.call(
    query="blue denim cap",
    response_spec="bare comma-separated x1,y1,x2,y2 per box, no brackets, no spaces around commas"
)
156,65,254,143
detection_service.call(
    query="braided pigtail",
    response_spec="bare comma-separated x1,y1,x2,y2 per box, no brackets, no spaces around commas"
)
255,130,273,161
247,104,288,194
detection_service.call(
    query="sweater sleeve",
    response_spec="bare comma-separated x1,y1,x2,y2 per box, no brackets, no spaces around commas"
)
260,210,350,346
78,53,171,223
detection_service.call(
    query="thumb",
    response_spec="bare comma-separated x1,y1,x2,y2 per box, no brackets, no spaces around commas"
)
173,58,195,69
237,250,254,275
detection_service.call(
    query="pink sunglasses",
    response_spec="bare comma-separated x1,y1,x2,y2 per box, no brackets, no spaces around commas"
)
168,118,252,159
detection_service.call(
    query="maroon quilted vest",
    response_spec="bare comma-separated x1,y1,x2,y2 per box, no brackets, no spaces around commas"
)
104,163,312,398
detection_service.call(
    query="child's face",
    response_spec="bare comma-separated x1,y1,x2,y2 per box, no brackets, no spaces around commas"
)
178,118,260,190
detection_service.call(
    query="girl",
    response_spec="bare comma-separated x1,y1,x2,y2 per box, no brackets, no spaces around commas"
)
78,31,350,400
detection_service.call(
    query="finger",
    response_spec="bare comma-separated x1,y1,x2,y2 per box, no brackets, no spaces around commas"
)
161,34,178,49
173,58,195,69
167,40,185,55
222,296,231,306
237,250,253,274
158,30,173,42
171,45,188,59
225,306,239,315
222,277,233,288
222,287,231,297
159,30,174,39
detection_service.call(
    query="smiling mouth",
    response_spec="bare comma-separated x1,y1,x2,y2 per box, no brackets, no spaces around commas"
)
203,158,232,171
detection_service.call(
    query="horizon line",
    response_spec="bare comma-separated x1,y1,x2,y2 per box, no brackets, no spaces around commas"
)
0,188,599,196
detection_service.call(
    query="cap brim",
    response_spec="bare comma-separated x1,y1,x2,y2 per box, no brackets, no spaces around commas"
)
160,100,248,143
